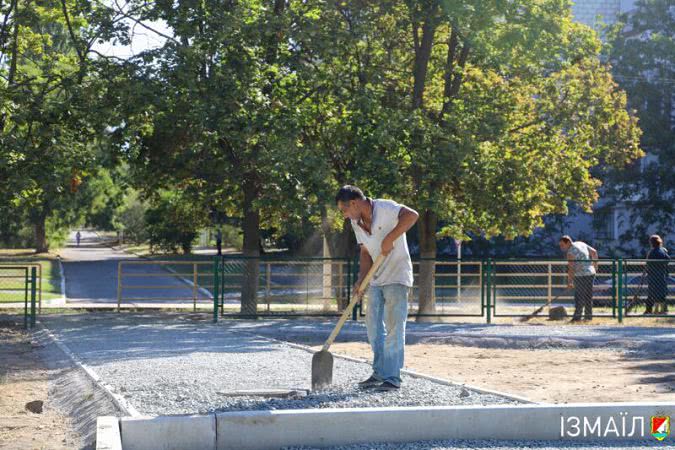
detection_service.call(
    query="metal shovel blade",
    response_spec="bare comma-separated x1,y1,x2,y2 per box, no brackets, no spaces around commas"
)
311,349,333,391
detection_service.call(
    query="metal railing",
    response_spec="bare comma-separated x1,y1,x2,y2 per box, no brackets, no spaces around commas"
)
407,259,484,317
117,260,215,311
116,256,672,323
0,264,39,328
620,259,673,320
489,259,617,318
211,257,352,317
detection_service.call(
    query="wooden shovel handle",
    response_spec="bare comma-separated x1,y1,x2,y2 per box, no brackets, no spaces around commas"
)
320,254,385,351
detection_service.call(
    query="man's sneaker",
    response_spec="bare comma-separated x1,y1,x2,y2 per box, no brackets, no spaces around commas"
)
358,376,381,389
374,381,400,392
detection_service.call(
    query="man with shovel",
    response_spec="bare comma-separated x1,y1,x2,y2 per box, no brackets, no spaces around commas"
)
336,185,419,392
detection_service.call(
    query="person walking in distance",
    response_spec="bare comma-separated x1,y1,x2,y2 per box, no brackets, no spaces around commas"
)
336,185,418,392
75,231,81,247
559,236,598,322
215,228,223,256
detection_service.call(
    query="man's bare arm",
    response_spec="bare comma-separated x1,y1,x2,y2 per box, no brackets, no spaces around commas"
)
381,206,419,255
567,252,575,288
588,246,599,271
355,245,373,295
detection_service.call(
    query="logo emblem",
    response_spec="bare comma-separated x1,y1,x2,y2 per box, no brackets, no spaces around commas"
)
651,416,670,441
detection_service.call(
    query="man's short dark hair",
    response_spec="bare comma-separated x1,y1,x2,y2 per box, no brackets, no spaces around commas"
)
335,185,366,204
559,235,573,244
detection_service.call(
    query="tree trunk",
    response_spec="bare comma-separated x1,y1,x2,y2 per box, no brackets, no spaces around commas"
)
34,214,48,253
410,12,438,321
240,177,260,318
416,209,437,320
321,209,357,311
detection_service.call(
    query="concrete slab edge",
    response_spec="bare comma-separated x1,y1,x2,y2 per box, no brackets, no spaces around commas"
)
232,329,534,404
37,322,141,417
115,402,675,450
96,416,122,450
120,414,216,450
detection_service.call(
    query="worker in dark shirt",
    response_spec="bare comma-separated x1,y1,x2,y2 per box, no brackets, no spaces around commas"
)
645,235,670,315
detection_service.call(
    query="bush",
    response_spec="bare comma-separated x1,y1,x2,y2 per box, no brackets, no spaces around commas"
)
211,224,243,250
145,191,207,254
117,195,148,244
46,218,69,249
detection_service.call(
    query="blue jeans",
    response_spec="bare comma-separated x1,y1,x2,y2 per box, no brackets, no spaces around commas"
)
365,284,409,387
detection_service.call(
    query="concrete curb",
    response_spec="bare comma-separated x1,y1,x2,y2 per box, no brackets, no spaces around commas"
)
96,416,122,450
112,402,675,450
121,414,216,450
230,328,535,404
37,322,141,417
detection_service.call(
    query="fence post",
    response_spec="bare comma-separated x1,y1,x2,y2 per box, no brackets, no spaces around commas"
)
24,267,28,329
266,262,271,313
547,263,552,306
486,259,492,324
38,264,42,314
480,261,484,318
30,267,37,328
617,258,623,324
220,259,225,316
351,256,359,320
306,262,310,308
338,261,344,313
193,263,198,312
213,257,219,323
611,259,617,318
117,261,123,313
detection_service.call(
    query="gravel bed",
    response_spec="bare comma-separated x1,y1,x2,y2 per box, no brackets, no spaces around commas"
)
226,320,675,352
285,439,675,450
42,314,517,415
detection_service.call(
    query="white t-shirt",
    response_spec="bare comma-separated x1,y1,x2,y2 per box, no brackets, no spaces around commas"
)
351,199,414,287
568,241,596,276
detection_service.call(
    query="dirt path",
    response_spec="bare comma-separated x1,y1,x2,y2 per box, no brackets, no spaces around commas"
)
0,320,80,450
322,342,675,404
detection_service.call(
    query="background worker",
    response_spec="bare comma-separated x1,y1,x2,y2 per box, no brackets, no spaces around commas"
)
646,234,670,314
559,235,598,322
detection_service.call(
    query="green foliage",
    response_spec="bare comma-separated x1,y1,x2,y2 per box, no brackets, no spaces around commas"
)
82,168,127,231
117,191,147,244
215,225,243,250
602,0,675,246
145,191,209,254
0,0,648,265
0,0,114,251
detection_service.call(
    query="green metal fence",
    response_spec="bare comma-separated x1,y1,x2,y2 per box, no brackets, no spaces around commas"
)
490,259,616,318
620,259,673,322
213,256,353,318
0,265,38,328
211,256,673,323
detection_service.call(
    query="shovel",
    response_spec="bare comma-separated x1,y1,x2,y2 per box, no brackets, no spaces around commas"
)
311,254,385,391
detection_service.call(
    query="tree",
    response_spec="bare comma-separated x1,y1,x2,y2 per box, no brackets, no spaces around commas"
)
300,1,643,317
107,0,333,316
603,0,675,250
145,190,208,253
0,0,115,251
